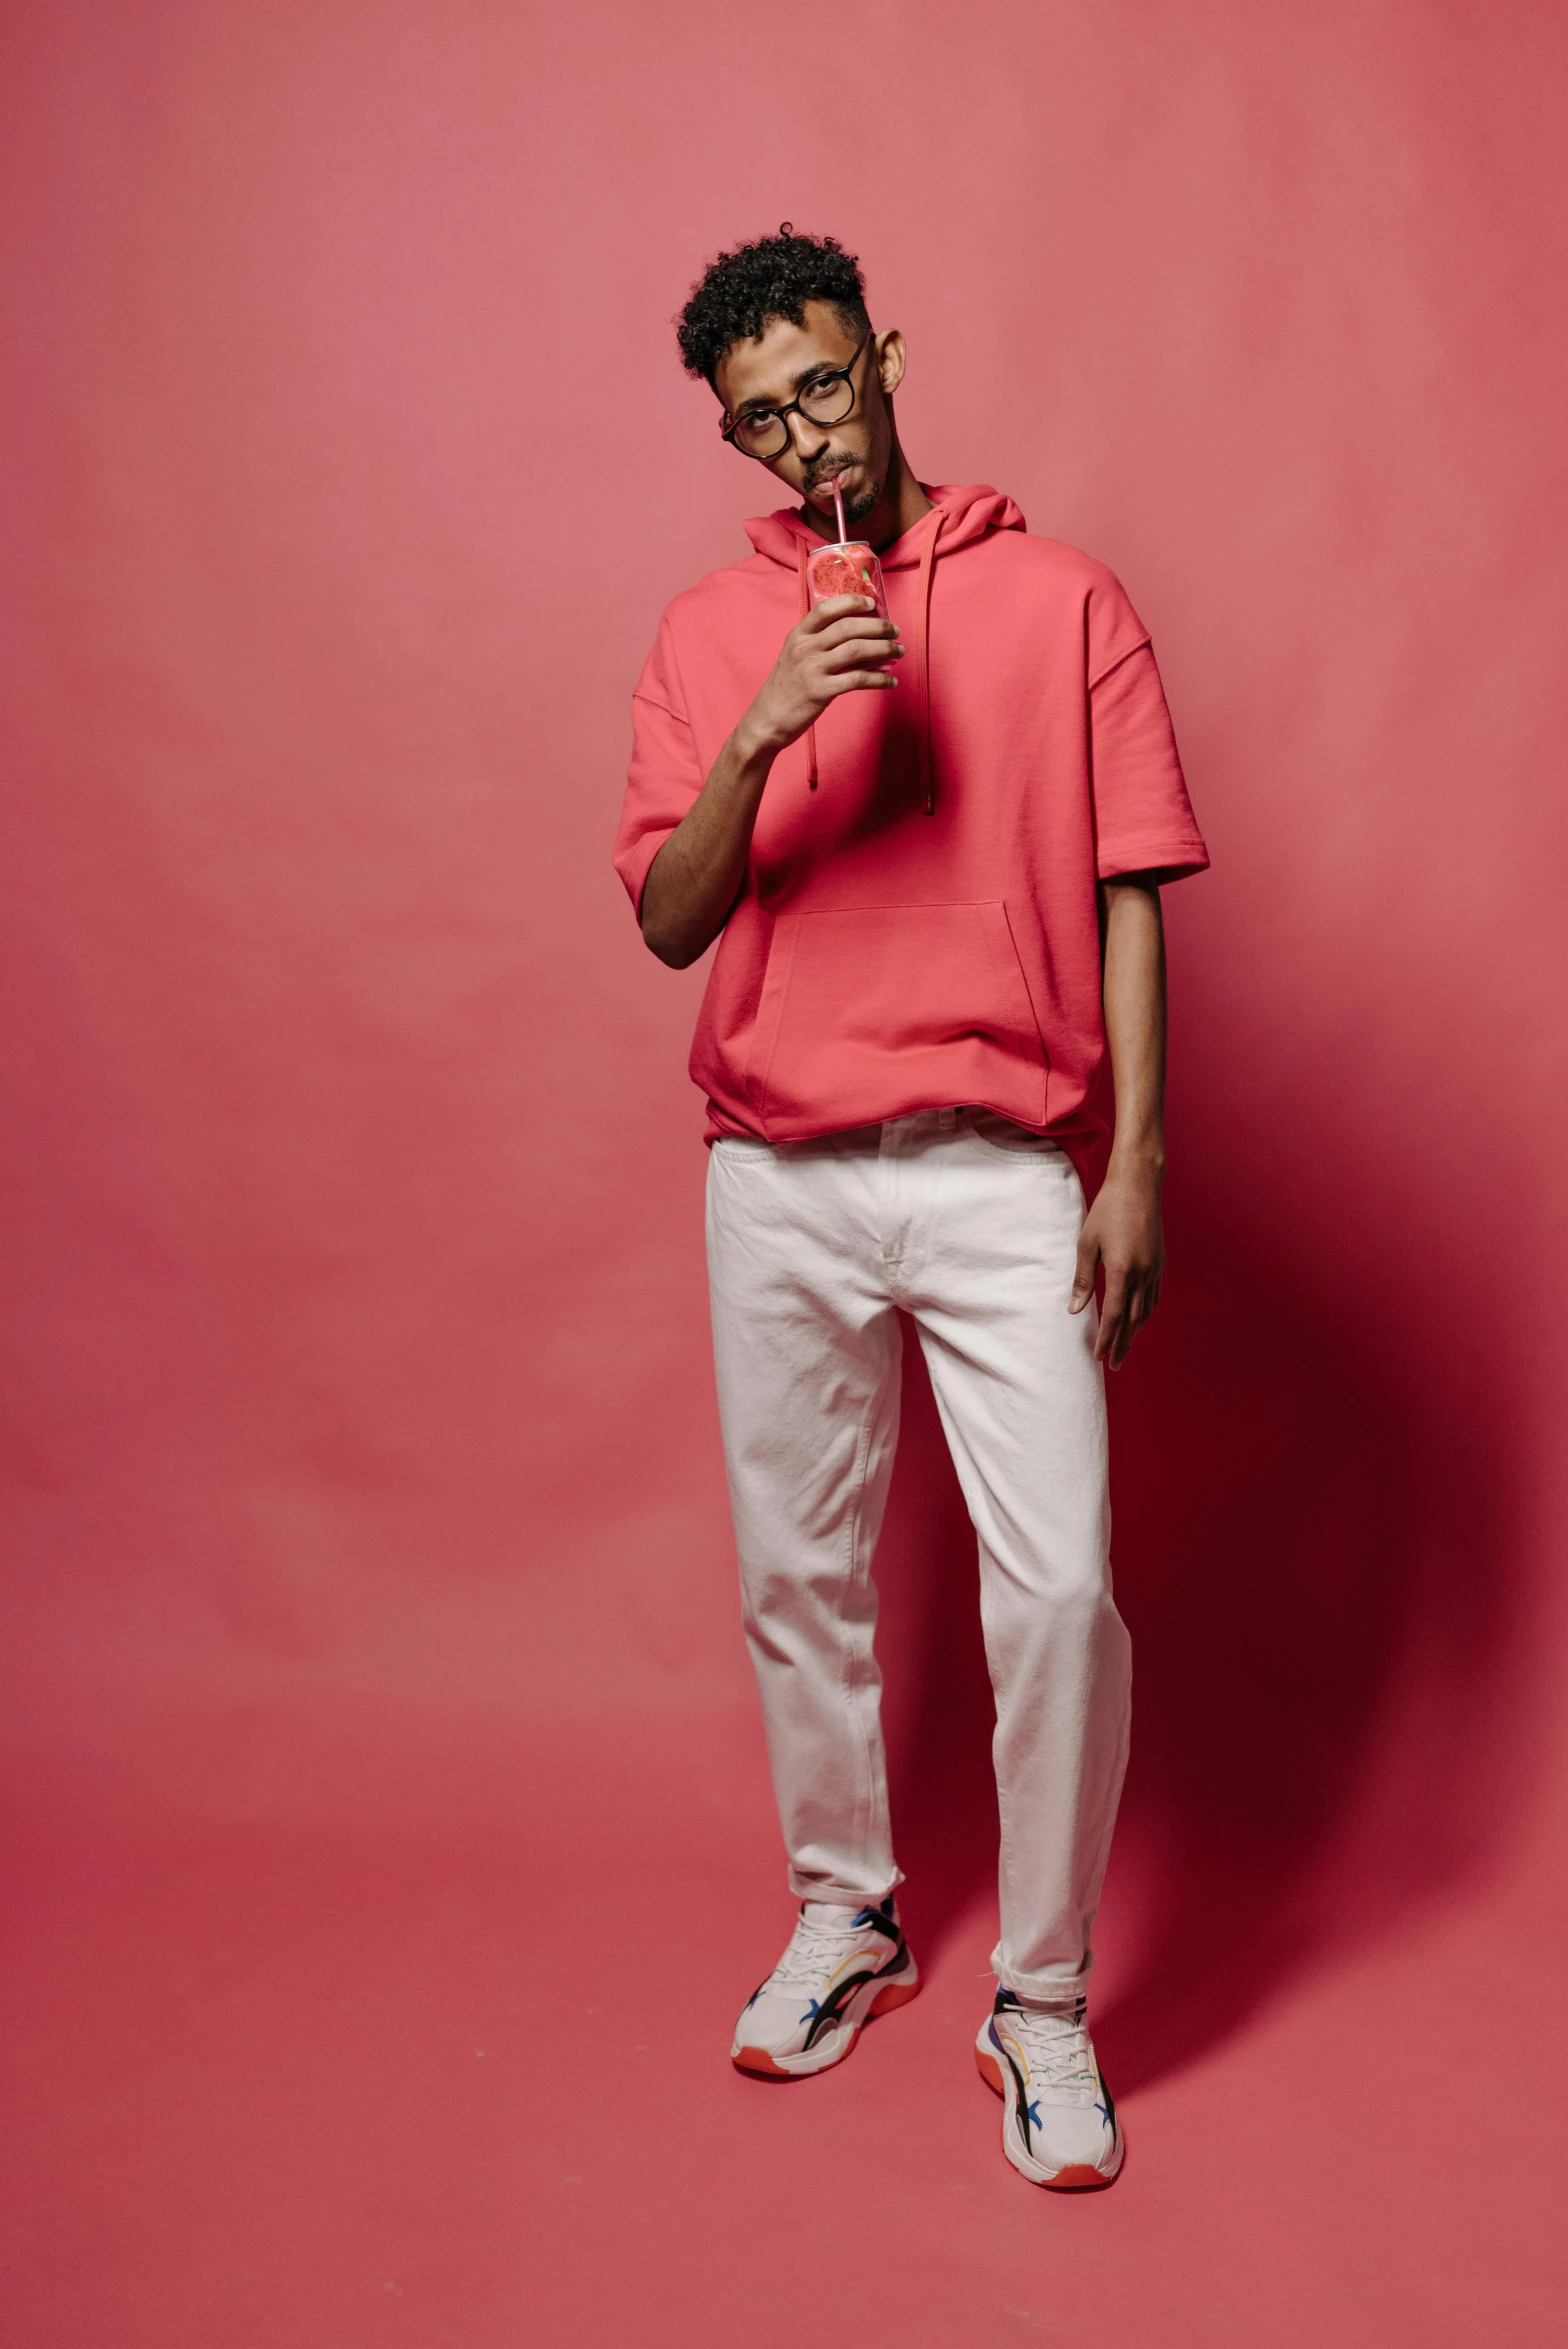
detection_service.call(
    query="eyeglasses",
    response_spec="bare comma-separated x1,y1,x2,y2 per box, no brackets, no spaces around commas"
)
720,329,875,461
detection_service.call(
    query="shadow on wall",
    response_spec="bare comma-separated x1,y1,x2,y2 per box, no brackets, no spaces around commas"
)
871,1186,1522,2096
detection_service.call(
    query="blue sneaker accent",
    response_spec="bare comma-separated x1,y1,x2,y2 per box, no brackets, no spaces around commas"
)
851,1897,903,1944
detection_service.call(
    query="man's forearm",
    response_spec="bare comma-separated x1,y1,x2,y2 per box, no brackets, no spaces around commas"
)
639,590,903,967
640,721,777,968
1071,875,1168,1367
1101,877,1167,1173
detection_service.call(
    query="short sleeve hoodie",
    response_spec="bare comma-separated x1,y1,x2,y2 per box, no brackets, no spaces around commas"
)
615,483,1209,1190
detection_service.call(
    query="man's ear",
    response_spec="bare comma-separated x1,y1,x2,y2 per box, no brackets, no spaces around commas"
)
876,330,907,397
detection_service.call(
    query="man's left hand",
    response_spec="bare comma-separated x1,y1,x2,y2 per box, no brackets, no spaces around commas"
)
1069,1166,1165,1370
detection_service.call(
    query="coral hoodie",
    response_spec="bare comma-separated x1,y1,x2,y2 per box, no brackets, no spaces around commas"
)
615,483,1208,1190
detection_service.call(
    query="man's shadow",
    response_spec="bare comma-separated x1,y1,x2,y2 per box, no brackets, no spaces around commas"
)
873,1167,1523,2093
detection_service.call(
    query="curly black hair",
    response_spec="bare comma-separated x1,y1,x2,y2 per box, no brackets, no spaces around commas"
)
676,225,870,382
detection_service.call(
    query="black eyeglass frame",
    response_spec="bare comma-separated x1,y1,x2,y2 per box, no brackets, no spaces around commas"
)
719,328,876,460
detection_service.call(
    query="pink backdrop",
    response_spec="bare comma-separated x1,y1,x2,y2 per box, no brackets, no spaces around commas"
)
3,3,1566,2341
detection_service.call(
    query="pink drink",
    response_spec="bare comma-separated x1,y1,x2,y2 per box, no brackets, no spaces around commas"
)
804,539,890,621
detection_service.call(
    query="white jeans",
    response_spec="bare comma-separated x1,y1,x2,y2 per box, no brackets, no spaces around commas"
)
705,1109,1132,2003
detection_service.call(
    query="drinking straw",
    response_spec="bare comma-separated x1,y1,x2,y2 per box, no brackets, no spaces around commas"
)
832,475,847,543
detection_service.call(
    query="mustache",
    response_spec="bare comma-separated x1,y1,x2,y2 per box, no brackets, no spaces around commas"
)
803,458,857,494
804,460,875,526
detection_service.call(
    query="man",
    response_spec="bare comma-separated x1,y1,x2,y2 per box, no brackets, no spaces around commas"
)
614,228,1207,2191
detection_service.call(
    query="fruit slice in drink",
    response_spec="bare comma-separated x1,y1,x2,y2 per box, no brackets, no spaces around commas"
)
805,540,889,620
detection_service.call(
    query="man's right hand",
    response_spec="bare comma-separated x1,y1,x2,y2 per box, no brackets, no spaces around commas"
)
741,594,904,755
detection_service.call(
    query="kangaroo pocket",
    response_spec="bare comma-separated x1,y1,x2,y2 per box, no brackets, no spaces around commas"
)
752,902,1048,1137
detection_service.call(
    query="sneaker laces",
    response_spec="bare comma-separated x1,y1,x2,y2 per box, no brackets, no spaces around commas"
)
769,1911,870,1991
1004,2003,1097,2102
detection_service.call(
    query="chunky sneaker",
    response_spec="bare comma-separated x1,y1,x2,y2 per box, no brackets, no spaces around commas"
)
731,1897,920,2077
976,1986,1124,2188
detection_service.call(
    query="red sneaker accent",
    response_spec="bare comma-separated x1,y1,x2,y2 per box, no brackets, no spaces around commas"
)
869,1976,921,2017
731,2046,794,2077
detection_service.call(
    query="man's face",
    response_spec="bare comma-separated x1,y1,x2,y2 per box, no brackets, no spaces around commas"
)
713,299,905,528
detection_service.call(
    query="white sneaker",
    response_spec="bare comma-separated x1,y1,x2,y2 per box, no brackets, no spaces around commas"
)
975,1986,1124,2188
731,1896,920,2077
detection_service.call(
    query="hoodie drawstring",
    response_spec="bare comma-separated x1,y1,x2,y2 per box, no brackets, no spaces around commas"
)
795,540,819,789
913,505,943,814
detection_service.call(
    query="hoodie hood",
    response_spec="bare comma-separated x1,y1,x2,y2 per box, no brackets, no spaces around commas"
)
742,482,1026,567
743,486,1026,811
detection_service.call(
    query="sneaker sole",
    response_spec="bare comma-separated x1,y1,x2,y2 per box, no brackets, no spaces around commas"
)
975,2036,1125,2191
732,1961,920,2079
